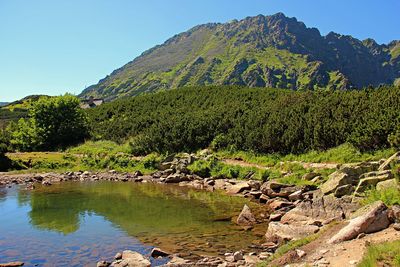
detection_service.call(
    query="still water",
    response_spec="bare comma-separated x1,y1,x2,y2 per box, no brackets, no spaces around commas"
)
0,181,265,266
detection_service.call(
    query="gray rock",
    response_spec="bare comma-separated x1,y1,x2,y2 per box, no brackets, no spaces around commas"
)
261,181,300,198
320,171,352,195
328,201,391,244
281,196,358,225
164,174,189,183
334,184,354,197
265,222,319,242
354,171,394,194
340,162,379,176
288,190,303,201
233,251,244,261
119,251,151,267
236,204,256,226
226,181,250,195
267,198,294,211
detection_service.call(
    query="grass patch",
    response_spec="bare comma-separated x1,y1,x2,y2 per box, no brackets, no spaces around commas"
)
67,140,131,155
217,144,395,166
282,143,395,164
188,158,280,181
358,240,400,267
6,141,163,174
361,187,400,206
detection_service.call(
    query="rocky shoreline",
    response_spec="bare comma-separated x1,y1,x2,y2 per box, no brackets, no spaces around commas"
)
1,151,400,267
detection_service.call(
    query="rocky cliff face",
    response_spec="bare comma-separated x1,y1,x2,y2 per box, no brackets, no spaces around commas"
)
80,13,400,100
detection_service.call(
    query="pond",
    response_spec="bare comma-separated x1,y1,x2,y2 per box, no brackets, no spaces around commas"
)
0,181,267,266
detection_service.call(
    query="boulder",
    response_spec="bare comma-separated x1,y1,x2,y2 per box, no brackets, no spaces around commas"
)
236,204,256,226
320,171,352,195
150,247,170,258
321,162,380,195
267,198,294,211
354,170,394,194
233,251,244,261
288,190,303,201
261,182,300,198
97,261,110,267
281,196,359,225
328,201,391,244
334,184,354,197
378,152,400,171
377,179,399,191
226,182,250,195
340,162,379,177
248,180,261,190
164,174,189,183
119,251,151,267
265,222,319,243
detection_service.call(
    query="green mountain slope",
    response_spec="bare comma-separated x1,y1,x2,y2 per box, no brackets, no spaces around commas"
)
80,13,400,100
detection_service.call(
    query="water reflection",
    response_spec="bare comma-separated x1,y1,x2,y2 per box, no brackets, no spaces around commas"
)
0,182,266,266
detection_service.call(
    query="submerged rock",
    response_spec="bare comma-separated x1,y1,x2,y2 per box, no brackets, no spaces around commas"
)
150,247,170,258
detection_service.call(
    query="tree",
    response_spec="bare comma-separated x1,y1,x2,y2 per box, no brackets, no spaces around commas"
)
10,95,89,151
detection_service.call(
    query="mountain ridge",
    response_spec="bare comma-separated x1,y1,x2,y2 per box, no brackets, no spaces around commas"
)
80,13,400,100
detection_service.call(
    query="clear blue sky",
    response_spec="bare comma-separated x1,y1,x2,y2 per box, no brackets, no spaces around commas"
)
1,0,399,102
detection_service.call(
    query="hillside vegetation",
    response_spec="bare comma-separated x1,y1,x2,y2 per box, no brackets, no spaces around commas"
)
81,13,400,100
87,85,400,155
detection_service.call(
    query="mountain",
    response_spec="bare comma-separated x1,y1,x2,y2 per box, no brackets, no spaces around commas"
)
80,13,400,100
0,103,9,107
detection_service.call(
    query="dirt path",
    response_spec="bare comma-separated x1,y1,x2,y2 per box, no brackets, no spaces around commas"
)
272,225,400,266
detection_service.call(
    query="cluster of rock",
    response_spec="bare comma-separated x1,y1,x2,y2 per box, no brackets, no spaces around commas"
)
97,248,262,267
320,152,400,198
0,170,147,189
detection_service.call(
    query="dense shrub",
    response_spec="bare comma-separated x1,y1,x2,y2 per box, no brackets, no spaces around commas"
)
87,85,400,155
9,95,89,151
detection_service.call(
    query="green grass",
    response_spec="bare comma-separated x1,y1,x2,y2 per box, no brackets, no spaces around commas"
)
361,186,400,207
6,141,163,174
358,240,400,267
217,143,396,166
67,140,131,155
